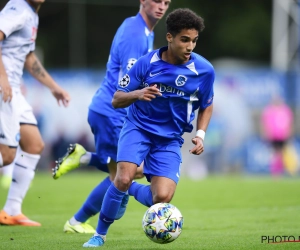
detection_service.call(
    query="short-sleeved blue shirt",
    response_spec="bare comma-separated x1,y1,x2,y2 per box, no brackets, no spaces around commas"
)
117,46,215,139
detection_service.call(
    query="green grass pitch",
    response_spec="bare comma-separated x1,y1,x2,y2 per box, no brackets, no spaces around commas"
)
0,171,299,250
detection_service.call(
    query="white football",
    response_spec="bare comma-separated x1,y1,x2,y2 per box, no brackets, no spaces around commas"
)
142,203,183,244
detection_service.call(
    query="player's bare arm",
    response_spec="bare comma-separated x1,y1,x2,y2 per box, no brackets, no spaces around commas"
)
25,52,70,107
190,104,213,155
112,85,162,108
0,31,12,103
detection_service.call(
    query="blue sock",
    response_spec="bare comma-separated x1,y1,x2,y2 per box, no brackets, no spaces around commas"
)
128,182,153,207
74,176,111,222
89,153,109,173
97,183,126,235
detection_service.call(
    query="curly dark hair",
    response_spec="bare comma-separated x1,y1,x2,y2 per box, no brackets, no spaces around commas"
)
166,8,205,36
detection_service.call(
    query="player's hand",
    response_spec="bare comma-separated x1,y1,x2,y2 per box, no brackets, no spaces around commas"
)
138,84,162,101
51,85,70,107
189,137,204,155
0,75,12,102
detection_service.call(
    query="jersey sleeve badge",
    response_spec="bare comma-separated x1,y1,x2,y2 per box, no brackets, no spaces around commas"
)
119,74,130,88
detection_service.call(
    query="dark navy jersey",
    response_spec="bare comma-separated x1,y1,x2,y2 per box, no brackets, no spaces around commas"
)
89,13,154,117
117,46,215,139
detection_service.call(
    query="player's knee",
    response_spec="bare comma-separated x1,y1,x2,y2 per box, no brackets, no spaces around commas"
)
152,191,173,204
25,140,45,154
134,171,144,179
114,174,133,190
3,151,16,166
37,140,45,153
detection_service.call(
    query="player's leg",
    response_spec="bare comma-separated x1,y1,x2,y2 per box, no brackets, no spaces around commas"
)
128,136,181,206
83,120,146,247
65,110,122,233
0,145,16,167
0,160,14,189
64,160,116,234
1,93,43,226
0,147,15,190
0,95,19,167
52,144,109,179
150,176,177,203
1,124,43,226
65,159,139,234
0,91,39,226
53,142,144,180
83,161,137,247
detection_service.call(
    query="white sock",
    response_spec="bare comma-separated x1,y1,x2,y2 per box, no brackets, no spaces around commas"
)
0,152,3,167
2,161,14,178
94,233,106,241
79,151,91,166
3,149,40,216
69,216,82,225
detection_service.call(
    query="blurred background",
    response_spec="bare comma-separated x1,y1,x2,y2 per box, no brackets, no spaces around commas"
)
1,0,299,178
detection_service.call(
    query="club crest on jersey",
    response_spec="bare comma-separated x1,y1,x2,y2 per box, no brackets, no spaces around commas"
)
175,75,187,87
119,74,130,88
15,132,20,142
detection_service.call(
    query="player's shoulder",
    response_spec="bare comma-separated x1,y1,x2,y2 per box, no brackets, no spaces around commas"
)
138,49,159,65
0,0,32,22
118,13,148,38
122,13,143,27
192,52,215,74
1,0,29,14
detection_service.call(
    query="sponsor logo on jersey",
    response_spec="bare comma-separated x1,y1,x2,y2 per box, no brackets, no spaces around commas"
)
158,83,185,96
119,74,130,88
175,75,187,87
10,6,16,11
0,133,5,139
141,82,186,97
149,71,163,77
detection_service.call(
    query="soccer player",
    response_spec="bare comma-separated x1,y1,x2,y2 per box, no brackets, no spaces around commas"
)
83,8,215,247
53,0,171,234
0,0,70,226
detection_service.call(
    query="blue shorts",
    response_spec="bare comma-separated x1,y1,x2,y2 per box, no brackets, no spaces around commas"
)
88,109,124,165
117,119,182,184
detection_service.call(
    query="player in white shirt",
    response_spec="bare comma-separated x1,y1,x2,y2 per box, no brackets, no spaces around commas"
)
0,0,70,226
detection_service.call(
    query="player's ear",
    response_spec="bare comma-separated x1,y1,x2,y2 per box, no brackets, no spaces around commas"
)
140,0,146,6
166,33,173,43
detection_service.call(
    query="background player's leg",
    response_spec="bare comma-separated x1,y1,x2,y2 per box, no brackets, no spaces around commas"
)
1,124,43,226
0,160,14,189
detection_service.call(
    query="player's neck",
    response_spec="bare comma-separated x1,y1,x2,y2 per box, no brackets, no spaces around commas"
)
162,49,186,65
140,12,158,32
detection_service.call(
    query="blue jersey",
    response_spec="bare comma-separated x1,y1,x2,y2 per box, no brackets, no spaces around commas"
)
117,46,215,139
89,13,154,117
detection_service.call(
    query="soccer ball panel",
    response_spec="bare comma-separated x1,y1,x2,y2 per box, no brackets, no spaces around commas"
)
157,207,172,220
164,217,178,232
157,229,172,243
143,225,156,238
